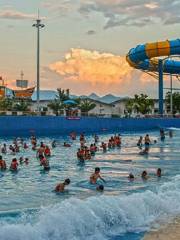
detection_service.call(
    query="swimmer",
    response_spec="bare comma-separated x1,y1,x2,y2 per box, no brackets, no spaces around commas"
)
44,145,51,157
39,155,50,170
0,155,6,170
24,158,29,165
144,134,151,146
169,130,173,138
141,170,148,180
128,173,135,180
19,157,24,164
90,167,105,184
137,136,143,147
55,178,71,192
157,168,162,177
96,185,104,192
63,142,71,147
23,142,28,149
160,129,165,141
10,158,18,171
52,140,57,148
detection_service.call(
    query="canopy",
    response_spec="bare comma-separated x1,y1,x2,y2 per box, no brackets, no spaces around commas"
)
63,100,77,105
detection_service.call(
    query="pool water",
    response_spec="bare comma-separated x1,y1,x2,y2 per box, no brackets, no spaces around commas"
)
0,129,180,240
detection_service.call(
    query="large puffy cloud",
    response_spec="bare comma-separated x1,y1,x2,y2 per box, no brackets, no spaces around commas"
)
45,48,160,96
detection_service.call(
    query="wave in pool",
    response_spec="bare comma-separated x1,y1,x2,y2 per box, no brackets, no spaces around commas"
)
1,175,180,240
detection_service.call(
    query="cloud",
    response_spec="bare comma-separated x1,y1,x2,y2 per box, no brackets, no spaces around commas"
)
0,9,36,20
42,0,180,28
45,48,161,96
42,0,78,17
86,30,96,35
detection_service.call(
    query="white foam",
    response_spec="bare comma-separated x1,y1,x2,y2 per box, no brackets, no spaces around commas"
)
1,176,180,240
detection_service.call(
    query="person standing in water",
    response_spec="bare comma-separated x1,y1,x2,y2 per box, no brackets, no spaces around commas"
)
90,167,106,184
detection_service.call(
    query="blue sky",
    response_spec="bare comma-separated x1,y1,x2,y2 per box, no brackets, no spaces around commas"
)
0,0,180,96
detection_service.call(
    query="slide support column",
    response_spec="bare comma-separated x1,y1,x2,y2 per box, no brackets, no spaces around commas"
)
158,59,164,115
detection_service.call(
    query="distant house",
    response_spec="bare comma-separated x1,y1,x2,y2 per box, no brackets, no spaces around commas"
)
87,98,113,117
31,90,57,112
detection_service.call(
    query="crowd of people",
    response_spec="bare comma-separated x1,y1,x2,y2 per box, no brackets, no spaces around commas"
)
0,128,173,193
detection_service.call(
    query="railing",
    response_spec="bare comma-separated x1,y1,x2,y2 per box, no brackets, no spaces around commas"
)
0,111,179,118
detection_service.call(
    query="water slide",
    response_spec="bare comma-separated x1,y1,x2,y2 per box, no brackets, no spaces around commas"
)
126,39,180,74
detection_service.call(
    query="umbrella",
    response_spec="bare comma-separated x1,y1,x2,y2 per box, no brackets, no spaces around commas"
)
63,100,77,105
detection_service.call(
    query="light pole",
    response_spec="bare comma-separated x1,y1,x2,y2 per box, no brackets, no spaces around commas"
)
32,16,45,113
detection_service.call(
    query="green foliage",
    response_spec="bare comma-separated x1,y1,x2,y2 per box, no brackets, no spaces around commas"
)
78,99,96,116
13,100,30,111
48,88,71,115
165,91,180,113
48,99,64,116
0,98,30,112
126,94,154,115
56,88,70,102
0,98,13,111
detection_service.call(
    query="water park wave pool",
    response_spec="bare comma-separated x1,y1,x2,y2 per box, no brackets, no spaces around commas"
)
0,129,180,240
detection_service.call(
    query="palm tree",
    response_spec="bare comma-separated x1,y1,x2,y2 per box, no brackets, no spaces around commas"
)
0,97,13,111
126,94,154,115
48,99,64,116
79,99,96,116
13,100,30,112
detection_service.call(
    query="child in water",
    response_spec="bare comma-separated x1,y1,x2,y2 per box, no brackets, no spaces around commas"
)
90,167,106,184
55,178,71,192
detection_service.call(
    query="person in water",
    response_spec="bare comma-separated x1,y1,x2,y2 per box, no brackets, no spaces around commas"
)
169,130,173,138
90,167,105,184
144,134,151,146
160,129,165,141
128,173,135,180
10,158,18,171
157,168,162,177
39,155,50,170
137,136,143,147
0,155,6,170
96,184,104,192
63,142,71,147
44,145,51,157
141,170,148,180
55,178,71,192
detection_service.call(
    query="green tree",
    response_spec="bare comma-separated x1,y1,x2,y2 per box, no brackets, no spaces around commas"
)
48,99,64,116
57,88,70,102
13,100,30,111
48,88,70,116
165,91,180,113
0,98,13,111
79,99,96,116
126,94,154,115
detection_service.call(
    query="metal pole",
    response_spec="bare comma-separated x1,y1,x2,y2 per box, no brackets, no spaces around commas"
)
33,17,45,113
158,59,164,116
170,74,173,115
37,20,40,112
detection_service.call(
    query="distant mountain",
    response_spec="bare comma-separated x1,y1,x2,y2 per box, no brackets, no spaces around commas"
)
99,94,122,104
88,93,100,101
31,90,128,104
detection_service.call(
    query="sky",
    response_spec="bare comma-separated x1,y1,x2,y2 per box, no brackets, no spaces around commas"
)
0,0,180,97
